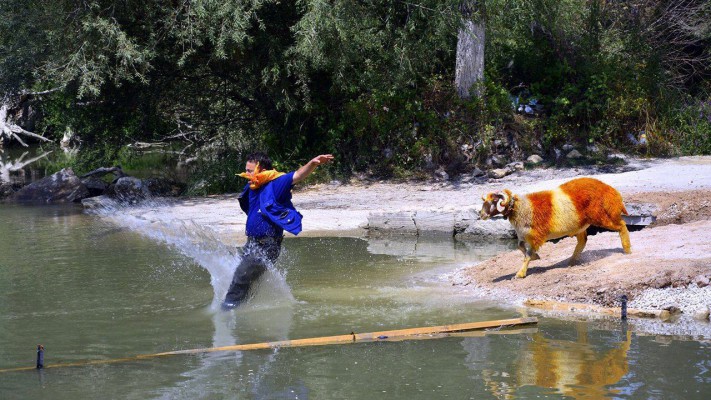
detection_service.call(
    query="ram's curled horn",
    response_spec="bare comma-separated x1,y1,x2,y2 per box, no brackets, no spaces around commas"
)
495,191,509,213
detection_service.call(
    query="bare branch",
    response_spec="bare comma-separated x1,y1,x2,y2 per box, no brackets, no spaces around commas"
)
80,166,127,179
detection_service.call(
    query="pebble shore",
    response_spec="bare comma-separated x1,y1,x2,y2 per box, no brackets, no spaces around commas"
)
629,286,711,321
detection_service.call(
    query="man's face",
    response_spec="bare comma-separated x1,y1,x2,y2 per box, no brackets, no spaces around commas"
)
245,161,258,175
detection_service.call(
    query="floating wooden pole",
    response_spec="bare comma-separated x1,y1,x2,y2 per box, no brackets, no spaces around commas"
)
0,317,537,373
524,299,675,320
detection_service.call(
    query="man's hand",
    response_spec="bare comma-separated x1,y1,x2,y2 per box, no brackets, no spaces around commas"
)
293,154,334,184
310,154,334,166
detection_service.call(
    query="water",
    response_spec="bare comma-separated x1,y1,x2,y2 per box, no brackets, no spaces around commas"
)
1,204,709,399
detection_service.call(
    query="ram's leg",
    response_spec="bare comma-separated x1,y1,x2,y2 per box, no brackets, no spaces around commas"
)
515,256,530,279
570,231,588,265
519,240,540,261
515,245,539,279
618,224,632,254
600,219,632,254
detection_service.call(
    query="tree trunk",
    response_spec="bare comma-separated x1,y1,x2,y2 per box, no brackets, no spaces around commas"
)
1,92,55,147
455,2,486,99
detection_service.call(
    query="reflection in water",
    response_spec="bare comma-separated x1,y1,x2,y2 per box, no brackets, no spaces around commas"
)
479,322,632,399
0,149,52,184
366,235,513,263
154,306,297,399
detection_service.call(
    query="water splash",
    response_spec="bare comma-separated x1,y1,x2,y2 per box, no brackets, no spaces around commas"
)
86,197,295,310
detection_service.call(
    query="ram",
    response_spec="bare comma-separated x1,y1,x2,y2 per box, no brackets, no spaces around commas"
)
480,177,631,278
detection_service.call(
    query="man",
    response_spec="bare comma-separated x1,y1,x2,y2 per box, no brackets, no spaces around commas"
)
222,152,334,309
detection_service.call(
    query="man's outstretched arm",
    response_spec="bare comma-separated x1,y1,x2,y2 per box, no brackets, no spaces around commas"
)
293,154,334,184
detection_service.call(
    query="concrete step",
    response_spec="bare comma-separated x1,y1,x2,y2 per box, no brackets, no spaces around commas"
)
366,202,657,238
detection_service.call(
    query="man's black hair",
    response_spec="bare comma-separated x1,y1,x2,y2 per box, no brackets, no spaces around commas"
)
246,152,273,170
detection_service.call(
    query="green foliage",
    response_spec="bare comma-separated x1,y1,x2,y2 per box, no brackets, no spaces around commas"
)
658,98,711,155
487,0,711,151
184,147,246,196
59,143,123,175
290,1,458,97
1,0,710,191
326,75,516,178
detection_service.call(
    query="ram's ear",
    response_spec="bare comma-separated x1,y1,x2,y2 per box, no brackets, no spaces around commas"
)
495,191,510,213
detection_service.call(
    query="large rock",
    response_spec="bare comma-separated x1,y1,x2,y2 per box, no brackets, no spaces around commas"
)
526,154,544,164
6,168,89,203
456,218,516,239
413,210,455,234
369,210,456,236
143,177,185,197
368,208,517,239
82,177,109,197
454,209,516,239
0,182,15,200
81,195,115,210
106,176,151,204
488,168,511,179
367,211,418,236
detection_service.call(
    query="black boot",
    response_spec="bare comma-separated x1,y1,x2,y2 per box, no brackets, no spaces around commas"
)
222,283,249,309
222,254,266,309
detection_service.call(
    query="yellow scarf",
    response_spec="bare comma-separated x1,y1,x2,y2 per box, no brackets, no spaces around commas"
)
237,163,285,190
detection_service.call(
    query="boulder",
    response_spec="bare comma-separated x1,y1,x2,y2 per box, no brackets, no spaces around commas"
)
692,307,710,322
413,210,455,234
694,275,710,288
566,149,583,159
471,167,485,177
0,182,15,200
81,195,115,210
456,218,516,239
367,211,417,236
106,176,151,204
507,161,525,171
526,154,544,164
623,202,658,226
454,209,516,239
488,168,511,179
6,168,89,203
143,177,185,197
82,177,109,197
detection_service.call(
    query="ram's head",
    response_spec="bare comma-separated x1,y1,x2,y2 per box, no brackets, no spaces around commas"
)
479,190,513,220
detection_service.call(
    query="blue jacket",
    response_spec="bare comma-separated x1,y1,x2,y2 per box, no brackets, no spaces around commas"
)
238,174,303,236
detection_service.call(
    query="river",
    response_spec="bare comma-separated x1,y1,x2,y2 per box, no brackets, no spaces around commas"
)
0,203,709,399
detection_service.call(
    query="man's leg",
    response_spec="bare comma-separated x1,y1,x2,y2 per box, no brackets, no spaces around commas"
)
222,253,267,309
222,237,282,309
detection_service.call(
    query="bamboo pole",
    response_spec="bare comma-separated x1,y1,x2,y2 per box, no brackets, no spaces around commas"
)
0,317,537,373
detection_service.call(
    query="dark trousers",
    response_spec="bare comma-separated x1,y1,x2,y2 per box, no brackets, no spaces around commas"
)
224,236,283,305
